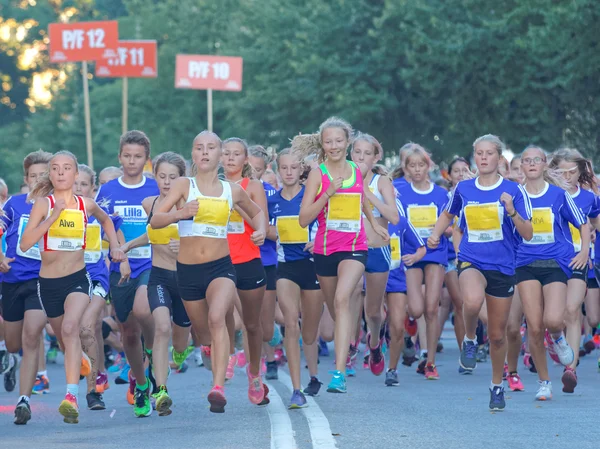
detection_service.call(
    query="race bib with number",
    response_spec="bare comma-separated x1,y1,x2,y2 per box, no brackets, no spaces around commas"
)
194,197,230,239
84,223,102,263
527,208,555,245
147,223,180,245
114,205,150,259
389,236,401,270
47,209,85,251
326,193,361,233
569,223,582,253
464,202,503,243
16,215,40,260
407,205,438,238
277,215,309,244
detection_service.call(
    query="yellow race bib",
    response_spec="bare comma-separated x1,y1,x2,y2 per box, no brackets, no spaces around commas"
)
192,197,230,239
147,223,179,245
569,223,582,252
327,193,361,233
47,209,85,251
277,216,308,244
527,207,555,245
407,205,438,238
464,202,503,243
389,236,401,270
227,208,244,234
84,223,102,263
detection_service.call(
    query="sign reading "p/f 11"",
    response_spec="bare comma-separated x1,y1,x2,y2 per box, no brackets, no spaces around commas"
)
96,40,158,78
175,55,243,91
49,21,119,63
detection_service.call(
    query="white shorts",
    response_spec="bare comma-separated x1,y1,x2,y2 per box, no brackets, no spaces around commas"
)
92,281,108,299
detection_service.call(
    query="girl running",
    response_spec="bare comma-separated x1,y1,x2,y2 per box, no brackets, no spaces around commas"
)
0,150,52,425
121,152,193,416
350,133,399,376
20,151,124,424
150,131,266,413
298,117,388,393
428,134,533,411
268,148,322,407
548,148,600,393
515,145,588,400
397,145,448,379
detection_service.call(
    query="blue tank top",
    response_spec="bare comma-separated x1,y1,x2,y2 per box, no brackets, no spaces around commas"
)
85,211,123,293
260,180,278,266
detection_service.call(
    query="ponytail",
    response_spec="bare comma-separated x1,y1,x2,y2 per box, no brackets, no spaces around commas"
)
241,162,253,179
28,172,54,200
291,133,323,163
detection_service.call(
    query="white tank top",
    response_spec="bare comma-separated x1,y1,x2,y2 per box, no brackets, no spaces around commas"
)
178,177,233,239
368,174,384,218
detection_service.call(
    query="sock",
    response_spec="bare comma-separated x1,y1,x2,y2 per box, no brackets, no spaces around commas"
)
553,334,564,343
490,381,503,390
37,370,47,377
0,341,6,351
66,384,79,397
464,336,477,344
18,395,30,404
136,378,149,391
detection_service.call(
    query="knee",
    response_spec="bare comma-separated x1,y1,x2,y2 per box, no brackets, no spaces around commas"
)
154,320,171,339
424,303,438,320
207,312,226,332
302,331,316,346
262,322,274,343
543,317,564,333
79,324,94,342
284,320,300,338
61,320,80,340
564,304,580,320
334,294,349,311
506,323,521,339
320,329,334,342
408,304,424,319
488,334,506,348
365,306,382,322
588,316,600,329
388,319,404,340
121,326,141,347
462,296,481,312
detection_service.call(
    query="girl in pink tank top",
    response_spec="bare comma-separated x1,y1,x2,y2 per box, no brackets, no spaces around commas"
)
296,117,388,394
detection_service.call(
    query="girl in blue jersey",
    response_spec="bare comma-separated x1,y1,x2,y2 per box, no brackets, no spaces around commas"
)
428,134,533,411
267,148,322,408
516,145,589,401
350,133,399,377
397,145,448,380
151,131,266,413
21,151,124,424
390,143,415,192
74,164,125,411
0,150,52,425
95,130,160,414
548,148,600,393
384,200,426,386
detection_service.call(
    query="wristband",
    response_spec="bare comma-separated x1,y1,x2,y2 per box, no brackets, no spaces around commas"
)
508,210,517,218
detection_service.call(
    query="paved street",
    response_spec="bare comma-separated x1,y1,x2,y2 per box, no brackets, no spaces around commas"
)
1,327,598,449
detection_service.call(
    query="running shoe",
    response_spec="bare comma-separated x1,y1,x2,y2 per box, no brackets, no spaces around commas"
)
153,385,172,416
115,363,130,384
127,371,135,405
32,374,50,394
246,366,265,404
552,334,574,366
4,354,17,392
404,316,417,337
458,366,472,375
176,361,188,374
535,380,552,401
96,371,109,394
385,369,399,386
318,338,330,357
489,386,505,411
80,352,91,377
59,392,79,424
14,397,31,425
172,345,195,369
326,370,347,393
201,346,212,371
133,382,152,417
108,353,125,373
236,350,247,368
507,373,524,392
289,389,307,409
258,384,270,406
261,357,267,375
416,357,427,375
363,353,369,370
476,345,487,362
274,348,287,367
266,361,278,380
583,338,596,354
193,347,204,367
436,341,444,353
0,349,9,374
424,363,439,380
226,354,237,382
503,363,508,380
367,334,385,376
523,352,532,370
561,367,577,393
86,390,106,410
208,385,227,413
269,326,282,347
303,376,322,396
234,329,244,351
46,346,58,364
544,330,561,364
460,340,477,371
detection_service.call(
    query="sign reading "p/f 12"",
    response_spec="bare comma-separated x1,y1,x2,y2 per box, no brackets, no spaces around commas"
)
175,55,243,91
49,21,119,63
96,40,158,78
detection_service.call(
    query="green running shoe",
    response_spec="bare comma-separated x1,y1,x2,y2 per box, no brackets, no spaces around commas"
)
133,380,152,418
172,345,195,368
153,385,172,416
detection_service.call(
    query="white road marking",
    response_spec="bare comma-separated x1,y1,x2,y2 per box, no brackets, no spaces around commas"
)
278,371,338,449
265,380,298,449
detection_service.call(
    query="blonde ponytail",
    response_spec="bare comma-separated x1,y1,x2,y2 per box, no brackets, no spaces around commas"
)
28,172,54,200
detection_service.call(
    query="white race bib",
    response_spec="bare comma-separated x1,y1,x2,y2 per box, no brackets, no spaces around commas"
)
16,215,41,260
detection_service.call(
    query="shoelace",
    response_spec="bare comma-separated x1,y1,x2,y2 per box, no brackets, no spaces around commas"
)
465,343,477,358
134,389,147,407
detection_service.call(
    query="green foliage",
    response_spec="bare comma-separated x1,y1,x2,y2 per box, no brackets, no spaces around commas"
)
1,0,599,191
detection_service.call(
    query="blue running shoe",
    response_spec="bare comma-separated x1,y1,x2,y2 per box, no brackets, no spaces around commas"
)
268,326,282,347
489,386,506,411
326,370,347,393
458,365,472,375
318,338,329,357
115,363,130,385
460,340,477,371
288,389,307,409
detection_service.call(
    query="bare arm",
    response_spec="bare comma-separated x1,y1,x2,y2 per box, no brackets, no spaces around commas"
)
150,178,190,229
364,176,399,225
20,198,53,252
299,169,330,228
427,211,455,249
232,183,266,244
86,199,125,262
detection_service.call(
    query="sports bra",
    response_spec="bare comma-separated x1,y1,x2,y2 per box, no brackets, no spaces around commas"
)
41,195,88,252
368,174,384,218
146,197,180,244
178,177,233,239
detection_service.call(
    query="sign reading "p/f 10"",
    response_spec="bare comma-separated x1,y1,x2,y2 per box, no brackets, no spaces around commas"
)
175,55,243,91
49,21,119,62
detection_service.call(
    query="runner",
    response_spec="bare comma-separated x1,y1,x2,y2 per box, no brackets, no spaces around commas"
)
428,134,533,410
94,130,159,417
150,131,266,413
20,151,124,424
350,133,399,377
297,117,388,393
0,150,52,425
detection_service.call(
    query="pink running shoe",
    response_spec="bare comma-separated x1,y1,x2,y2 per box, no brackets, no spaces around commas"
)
261,357,267,375
59,392,79,424
236,351,247,368
367,333,385,376
507,372,524,391
545,330,560,364
523,353,532,369
246,366,265,405
96,371,110,394
561,367,577,393
226,355,237,382
208,385,227,413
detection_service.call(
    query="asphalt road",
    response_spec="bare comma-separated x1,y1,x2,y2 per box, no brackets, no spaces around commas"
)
1,327,598,449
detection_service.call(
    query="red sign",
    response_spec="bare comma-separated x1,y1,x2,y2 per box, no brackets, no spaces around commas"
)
175,55,243,91
96,40,158,78
49,21,119,63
